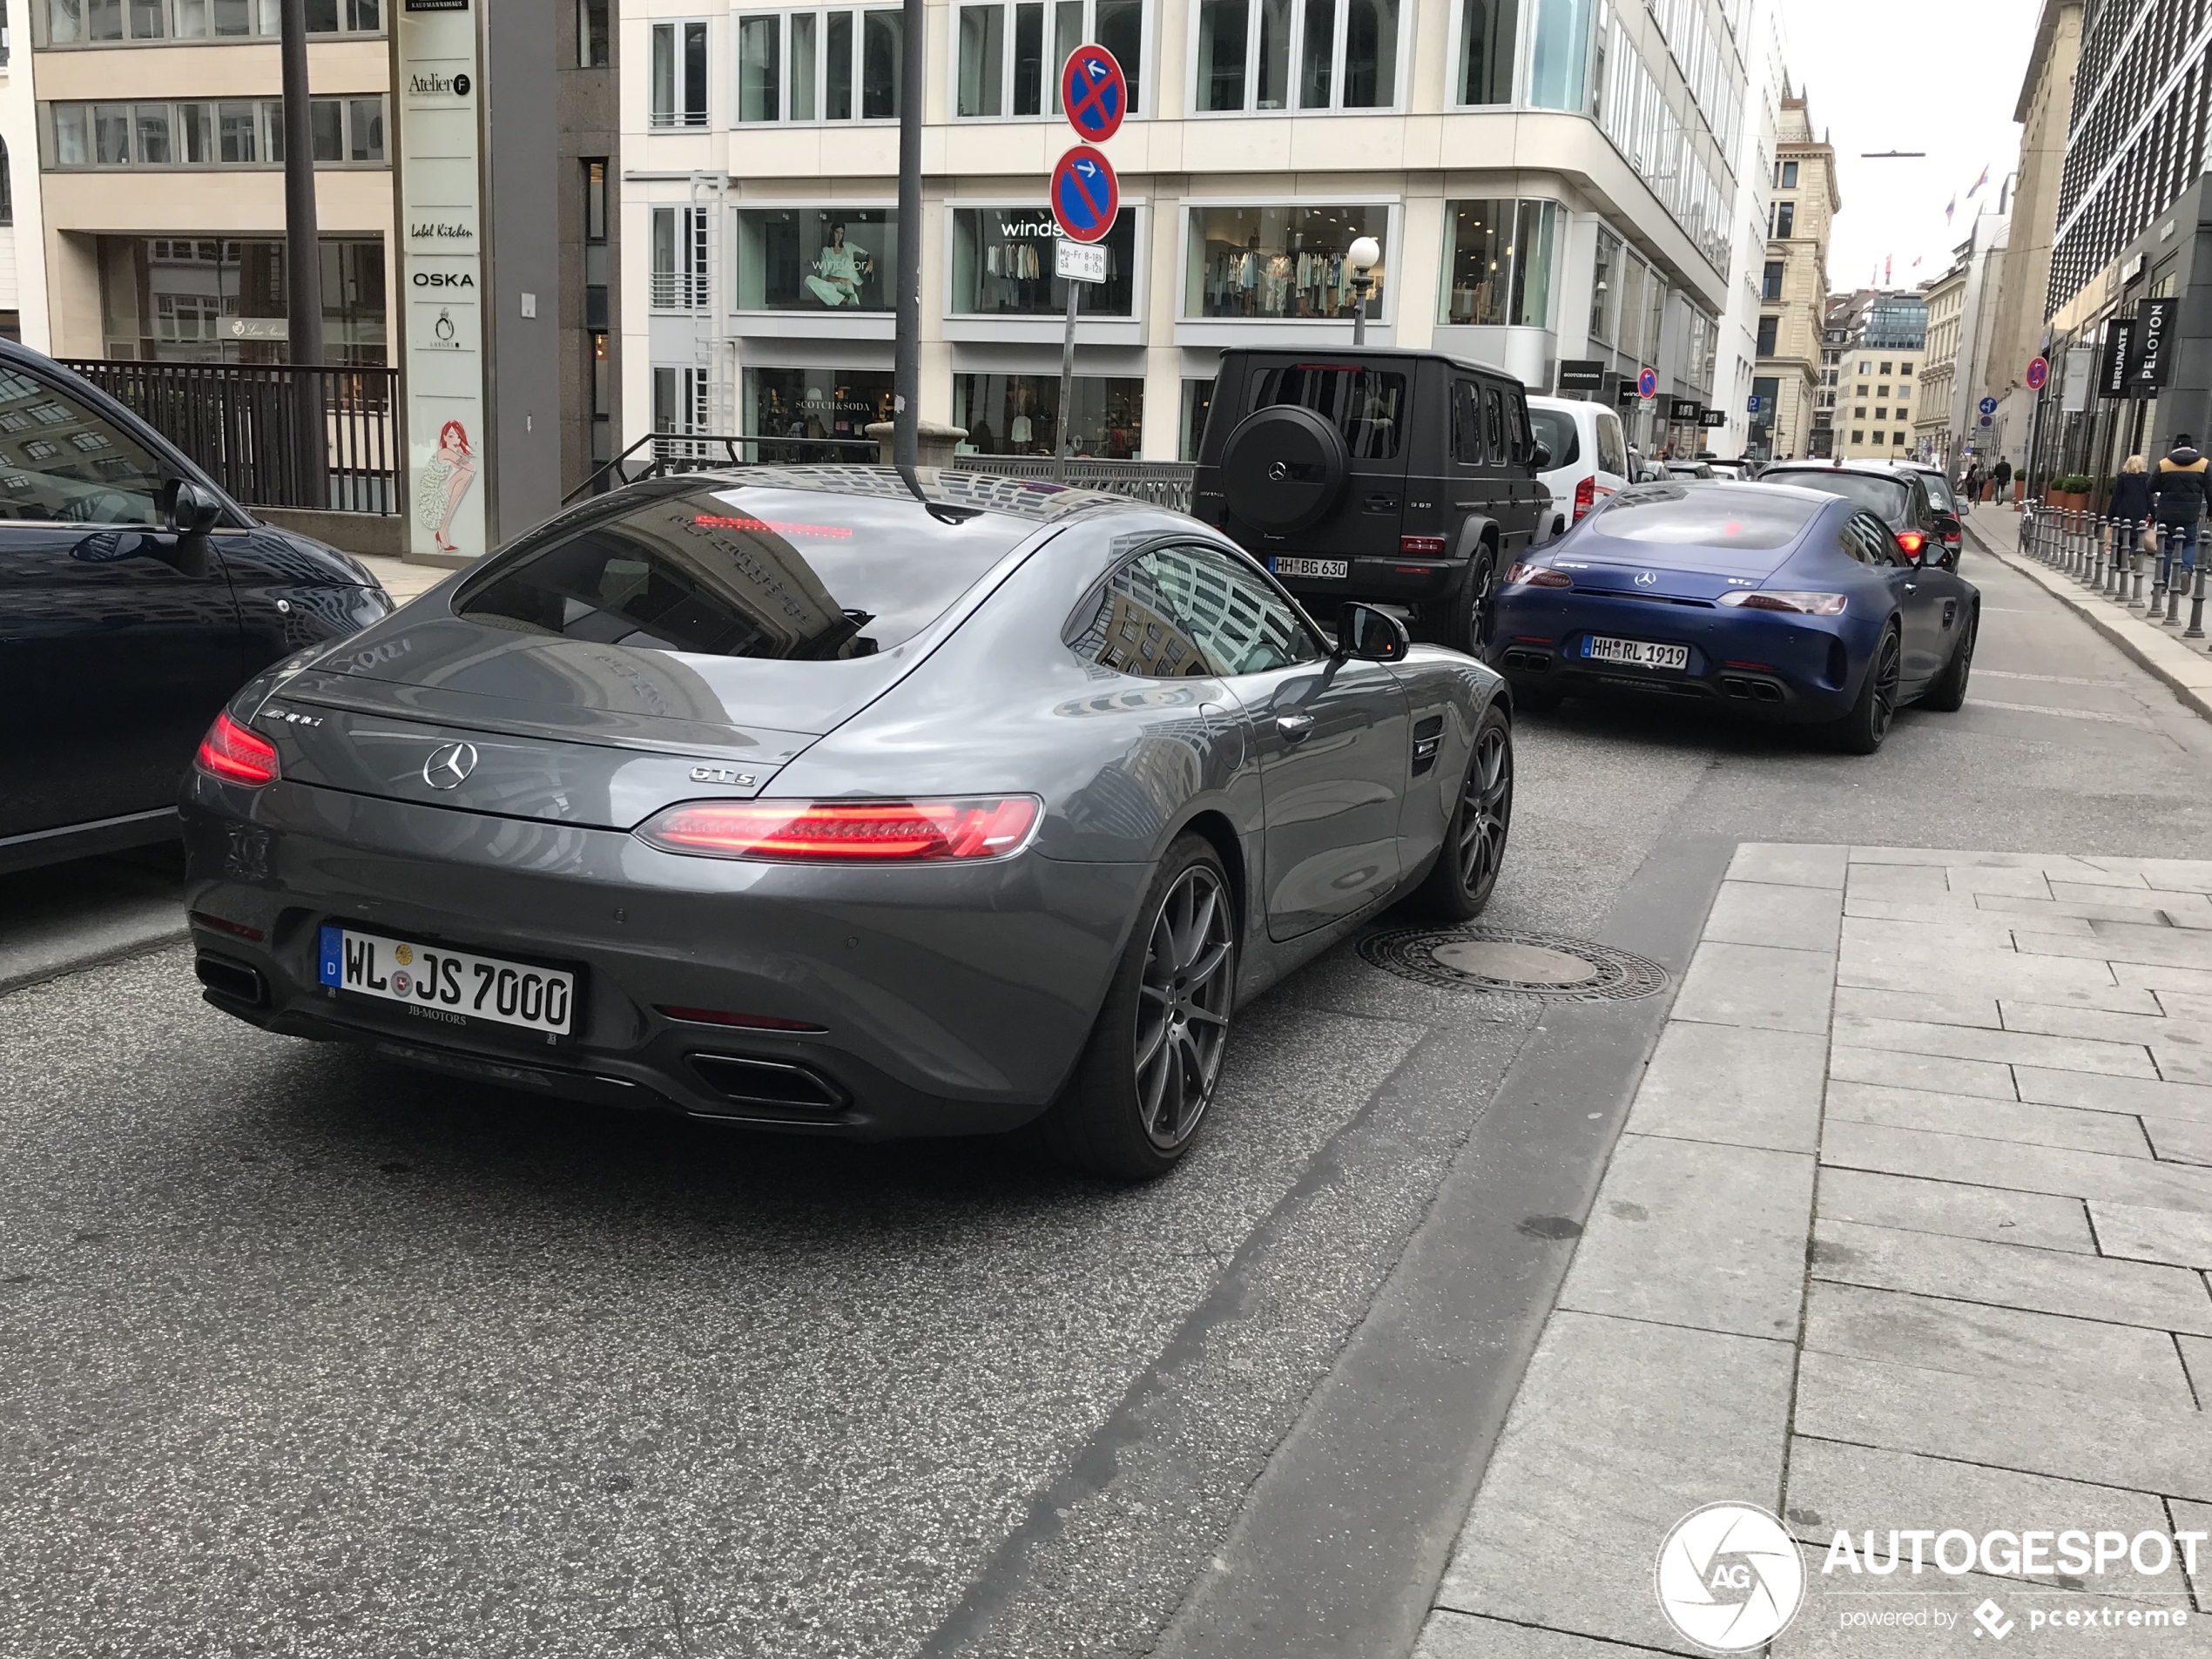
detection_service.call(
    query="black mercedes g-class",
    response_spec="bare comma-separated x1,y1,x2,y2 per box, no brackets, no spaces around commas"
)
1190,347,1550,655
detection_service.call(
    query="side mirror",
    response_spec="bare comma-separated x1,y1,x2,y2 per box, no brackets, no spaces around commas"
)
1335,602,1410,664
1529,441,1553,471
168,479,224,537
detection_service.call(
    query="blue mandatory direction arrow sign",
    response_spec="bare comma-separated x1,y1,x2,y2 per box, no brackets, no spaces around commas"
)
1979,396,1999,415
1051,145,1120,244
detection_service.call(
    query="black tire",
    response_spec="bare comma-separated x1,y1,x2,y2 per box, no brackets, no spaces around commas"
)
1919,605,1976,712
1439,545,1498,657
1825,624,1902,754
1035,833,1238,1180
1413,703,1514,921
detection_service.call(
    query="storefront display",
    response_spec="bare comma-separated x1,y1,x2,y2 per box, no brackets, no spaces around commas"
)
1440,199,1555,327
952,374,1143,458
98,234,386,364
1180,379,1215,460
1184,205,1386,320
735,208,899,311
744,368,895,459
948,207,1136,316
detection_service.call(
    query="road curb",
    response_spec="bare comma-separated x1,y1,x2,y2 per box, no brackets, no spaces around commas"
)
1966,516,2212,726
0,925,189,1000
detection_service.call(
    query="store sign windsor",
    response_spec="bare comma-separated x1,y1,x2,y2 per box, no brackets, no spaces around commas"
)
1049,44,1124,476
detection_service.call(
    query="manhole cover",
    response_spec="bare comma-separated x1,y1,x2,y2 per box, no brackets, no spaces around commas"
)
1359,928,1669,1001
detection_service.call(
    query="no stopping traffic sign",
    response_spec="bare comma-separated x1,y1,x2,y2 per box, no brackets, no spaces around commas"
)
1061,46,1126,142
1051,145,1120,243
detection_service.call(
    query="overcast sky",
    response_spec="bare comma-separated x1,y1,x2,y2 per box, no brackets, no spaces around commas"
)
1774,0,2040,294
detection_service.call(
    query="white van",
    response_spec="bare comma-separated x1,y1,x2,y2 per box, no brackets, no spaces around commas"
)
1527,395,1634,543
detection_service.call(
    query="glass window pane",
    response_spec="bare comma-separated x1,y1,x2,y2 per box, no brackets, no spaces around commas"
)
948,205,1135,316
348,98,385,161
743,367,895,455
49,0,86,46
1457,0,1515,104
958,5,1004,117
1251,362,1405,459
952,374,1143,460
303,0,338,28
1588,228,1616,343
84,0,122,39
1106,543,1318,678
1298,0,1332,108
738,16,781,121
210,0,252,34
1527,0,1590,110
93,105,132,165
684,20,709,118
861,9,900,118
1344,0,1394,105
1013,3,1044,115
134,104,173,165
1197,0,1248,111
310,98,343,161
1510,199,1554,327
1095,0,1141,110
52,105,89,167
1254,0,1291,109
128,0,165,37
789,12,818,120
219,101,258,163
262,99,284,163
0,371,167,524
651,24,675,118
1049,0,1083,111
177,103,214,164
826,11,853,118
733,206,898,311
1179,379,1215,461
579,0,609,65
1184,203,1384,320
1440,200,1507,325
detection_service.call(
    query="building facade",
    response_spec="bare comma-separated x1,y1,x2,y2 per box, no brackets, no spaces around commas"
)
1710,0,1779,460
1831,288,1924,462
621,0,1756,464
1915,247,1966,464
1748,90,1831,462
1942,199,2007,470
0,7,51,347
561,0,622,490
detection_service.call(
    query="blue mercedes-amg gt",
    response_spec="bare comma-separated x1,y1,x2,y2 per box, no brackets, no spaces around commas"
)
1488,480,1977,752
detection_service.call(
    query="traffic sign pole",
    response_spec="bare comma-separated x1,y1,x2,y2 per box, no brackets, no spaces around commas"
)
1057,272,1080,482
1049,46,1124,479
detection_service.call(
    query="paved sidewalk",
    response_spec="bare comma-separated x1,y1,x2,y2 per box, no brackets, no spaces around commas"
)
354,550,455,604
1419,844,2212,1656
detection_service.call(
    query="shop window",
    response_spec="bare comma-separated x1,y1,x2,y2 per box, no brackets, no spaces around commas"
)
738,8,904,126
1454,0,1514,104
1526,0,1589,110
1588,227,1618,346
49,97,385,166
1193,0,1399,111
953,374,1143,458
1179,379,1214,460
1184,204,1386,320
651,20,710,127
948,206,1135,315
98,234,386,364
1439,199,1554,327
651,206,711,309
744,368,894,459
734,207,898,311
578,0,609,66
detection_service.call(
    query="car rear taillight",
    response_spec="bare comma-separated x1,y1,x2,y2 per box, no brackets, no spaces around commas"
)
1399,535,1447,556
1504,563,1574,589
1572,476,1598,522
635,797,1042,862
1719,590,1849,616
194,711,279,786
1895,530,1927,557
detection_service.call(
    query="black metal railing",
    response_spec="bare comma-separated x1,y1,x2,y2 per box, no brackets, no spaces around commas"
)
63,359,400,516
2019,502,2210,640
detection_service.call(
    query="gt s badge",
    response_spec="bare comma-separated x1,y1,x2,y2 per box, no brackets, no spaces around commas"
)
689,765,756,786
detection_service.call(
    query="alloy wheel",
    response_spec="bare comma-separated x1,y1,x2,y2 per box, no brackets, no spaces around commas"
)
1457,724,1514,894
1871,632,1902,743
1133,865,1235,1150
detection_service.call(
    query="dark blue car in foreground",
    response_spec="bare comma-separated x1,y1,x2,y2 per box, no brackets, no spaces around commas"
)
1489,481,1977,752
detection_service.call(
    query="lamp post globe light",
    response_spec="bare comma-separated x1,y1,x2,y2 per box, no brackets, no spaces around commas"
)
1348,235,1381,345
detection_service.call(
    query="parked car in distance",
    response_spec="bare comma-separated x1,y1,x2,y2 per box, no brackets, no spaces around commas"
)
182,467,1516,1178
1491,481,1979,752
1191,347,1550,655
0,341,392,875
1663,461,1716,480
1896,462,1966,561
1757,459,1963,571
1627,449,1668,484
1527,395,1633,544
1701,457,1754,481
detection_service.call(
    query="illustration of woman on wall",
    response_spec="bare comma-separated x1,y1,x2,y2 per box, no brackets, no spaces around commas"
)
803,221,873,307
415,419,477,553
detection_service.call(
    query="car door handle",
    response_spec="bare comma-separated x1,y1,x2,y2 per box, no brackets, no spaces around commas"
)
1276,712,1315,743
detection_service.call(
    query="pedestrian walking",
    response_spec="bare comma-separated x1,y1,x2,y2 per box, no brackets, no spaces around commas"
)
2107,453,2152,562
1993,457,2013,504
1962,460,1983,509
2150,434,2209,580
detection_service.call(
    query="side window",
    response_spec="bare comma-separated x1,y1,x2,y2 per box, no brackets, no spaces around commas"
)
1065,552,1216,678
1481,387,1507,469
1507,390,1532,466
0,369,169,524
1595,413,1629,476
1143,543,1325,676
1450,380,1484,465
1850,513,1898,566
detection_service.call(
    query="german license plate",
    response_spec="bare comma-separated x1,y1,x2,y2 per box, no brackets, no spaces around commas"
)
1271,557,1349,579
1582,635,1689,671
318,925,577,1038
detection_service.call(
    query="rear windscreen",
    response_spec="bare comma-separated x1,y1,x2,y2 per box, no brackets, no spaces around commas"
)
1251,364,1407,460
1762,469,1912,527
455,485,1027,659
1917,470,1959,510
1527,408,1581,470
1593,485,1820,551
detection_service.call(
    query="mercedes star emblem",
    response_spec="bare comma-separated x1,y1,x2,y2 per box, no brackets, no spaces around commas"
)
421,740,479,790
1635,570,1658,587
1269,461,1289,481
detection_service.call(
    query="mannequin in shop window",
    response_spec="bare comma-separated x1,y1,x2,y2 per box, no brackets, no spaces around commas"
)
805,221,874,307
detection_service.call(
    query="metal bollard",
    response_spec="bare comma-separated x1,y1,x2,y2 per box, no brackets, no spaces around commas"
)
2188,556,2207,641
2169,536,2188,624
2151,525,2169,611
2132,523,2151,607
2093,516,2109,590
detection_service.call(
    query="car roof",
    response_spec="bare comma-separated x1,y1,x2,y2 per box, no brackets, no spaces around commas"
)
1224,344,1520,381
614,463,1152,525
1763,461,1919,482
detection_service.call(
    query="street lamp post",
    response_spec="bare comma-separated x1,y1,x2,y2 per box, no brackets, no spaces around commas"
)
1347,235,1379,346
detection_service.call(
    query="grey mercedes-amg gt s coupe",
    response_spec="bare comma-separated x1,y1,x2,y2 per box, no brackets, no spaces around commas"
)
180,467,1513,1177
